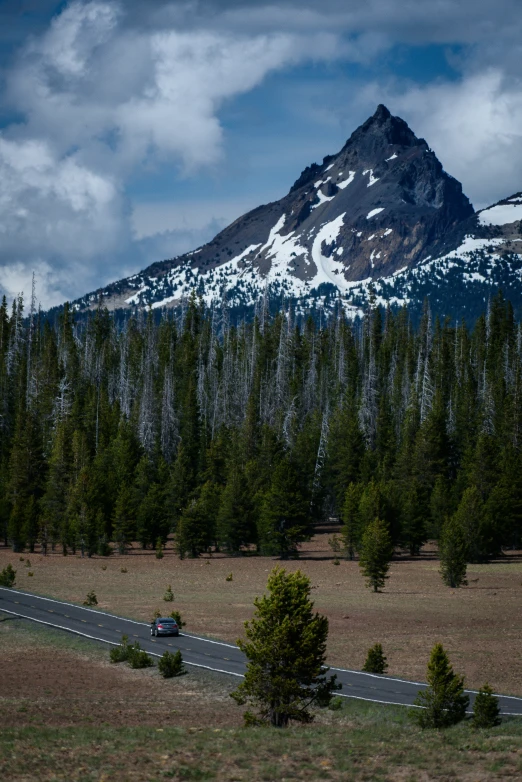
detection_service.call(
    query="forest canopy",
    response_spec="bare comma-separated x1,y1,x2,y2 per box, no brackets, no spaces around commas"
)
1,291,521,562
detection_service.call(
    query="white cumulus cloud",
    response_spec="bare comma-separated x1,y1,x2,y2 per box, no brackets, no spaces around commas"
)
371,70,522,208
0,0,344,307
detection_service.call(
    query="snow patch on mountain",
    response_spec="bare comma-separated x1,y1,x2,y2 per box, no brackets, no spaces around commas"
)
310,213,347,290
125,285,149,305
478,203,522,226
231,243,262,263
337,171,356,189
367,208,384,219
312,190,335,209
363,169,379,187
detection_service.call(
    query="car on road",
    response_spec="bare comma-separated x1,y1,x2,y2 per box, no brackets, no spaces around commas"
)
151,617,179,637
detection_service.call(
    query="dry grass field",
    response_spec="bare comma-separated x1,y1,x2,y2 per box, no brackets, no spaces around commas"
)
1,526,522,696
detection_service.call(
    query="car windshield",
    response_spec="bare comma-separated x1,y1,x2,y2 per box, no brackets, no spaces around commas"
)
158,619,176,624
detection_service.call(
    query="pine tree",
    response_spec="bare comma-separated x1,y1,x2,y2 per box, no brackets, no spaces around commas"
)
176,481,219,558
341,482,363,559
400,481,426,556
113,485,137,555
472,683,501,729
439,514,468,587
137,483,168,550
413,643,469,728
231,568,339,726
358,518,393,592
41,421,73,554
258,458,311,559
362,643,388,674
453,485,494,563
8,407,44,552
217,466,256,553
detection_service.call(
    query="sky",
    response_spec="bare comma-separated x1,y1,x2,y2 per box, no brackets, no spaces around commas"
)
0,0,521,308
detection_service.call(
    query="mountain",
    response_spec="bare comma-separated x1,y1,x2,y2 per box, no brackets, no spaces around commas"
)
72,105,522,322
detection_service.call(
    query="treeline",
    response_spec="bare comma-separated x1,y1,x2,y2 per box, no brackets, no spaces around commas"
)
1,290,521,561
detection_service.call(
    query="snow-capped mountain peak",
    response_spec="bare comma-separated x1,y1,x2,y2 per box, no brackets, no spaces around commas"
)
71,106,522,322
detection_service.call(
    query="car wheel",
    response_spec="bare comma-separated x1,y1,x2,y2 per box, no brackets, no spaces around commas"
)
154,629,158,637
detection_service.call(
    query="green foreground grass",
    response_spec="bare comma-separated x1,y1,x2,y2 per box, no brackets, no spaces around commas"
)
2,706,522,781
1,617,522,780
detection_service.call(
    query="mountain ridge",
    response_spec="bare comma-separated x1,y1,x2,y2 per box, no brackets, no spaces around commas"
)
70,105,522,322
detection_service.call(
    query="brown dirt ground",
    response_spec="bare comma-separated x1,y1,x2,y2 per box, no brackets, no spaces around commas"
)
1,527,522,695
0,620,241,729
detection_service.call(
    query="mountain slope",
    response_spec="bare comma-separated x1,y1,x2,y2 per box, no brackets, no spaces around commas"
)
72,106,522,321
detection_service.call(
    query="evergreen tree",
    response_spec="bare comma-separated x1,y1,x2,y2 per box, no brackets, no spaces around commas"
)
453,485,490,562
439,514,468,587
113,485,137,554
231,568,339,726
429,475,452,538
362,643,388,674
41,422,73,554
217,466,256,553
472,684,501,729
400,480,427,556
176,481,219,558
8,408,44,552
358,518,393,592
413,643,469,728
258,458,311,559
340,482,363,559
137,483,168,550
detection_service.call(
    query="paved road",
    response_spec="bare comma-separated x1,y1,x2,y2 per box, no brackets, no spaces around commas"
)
2,586,522,715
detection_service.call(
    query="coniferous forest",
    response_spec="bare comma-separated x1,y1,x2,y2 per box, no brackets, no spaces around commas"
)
1,290,521,566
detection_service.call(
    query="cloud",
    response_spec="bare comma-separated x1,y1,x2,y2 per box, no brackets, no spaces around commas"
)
0,0,347,306
362,70,522,208
132,195,270,239
0,134,129,305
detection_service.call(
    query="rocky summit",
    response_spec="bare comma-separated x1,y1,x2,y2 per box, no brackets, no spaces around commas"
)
72,105,522,321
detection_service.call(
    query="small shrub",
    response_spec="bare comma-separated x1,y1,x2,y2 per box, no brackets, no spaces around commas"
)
362,643,388,674
158,650,185,678
169,610,186,629
25,559,31,567
328,534,342,554
155,538,164,559
101,565,107,571
19,556,25,562
0,564,16,588
110,636,153,669
83,590,98,607
163,584,174,601
27,571,34,577
97,537,112,557
472,684,501,729
120,567,128,573
328,696,343,711
225,573,233,582
128,646,154,669
110,635,131,663
333,558,340,566
152,608,162,621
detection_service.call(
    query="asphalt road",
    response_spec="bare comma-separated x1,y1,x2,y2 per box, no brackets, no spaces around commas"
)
2,585,522,715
